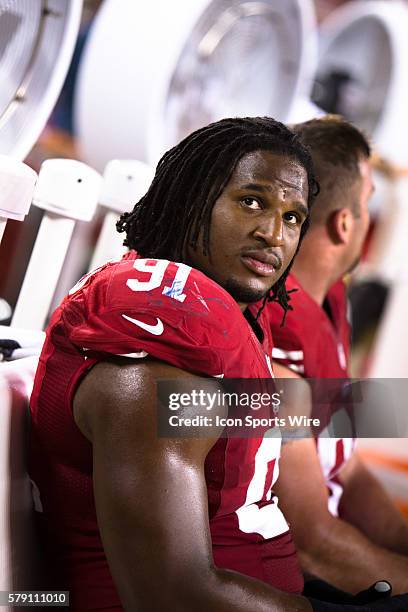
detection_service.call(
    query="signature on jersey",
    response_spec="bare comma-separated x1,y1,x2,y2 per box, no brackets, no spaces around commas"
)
149,277,230,336
162,279,184,299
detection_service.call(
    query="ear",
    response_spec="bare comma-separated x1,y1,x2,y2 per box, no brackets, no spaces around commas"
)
328,208,354,245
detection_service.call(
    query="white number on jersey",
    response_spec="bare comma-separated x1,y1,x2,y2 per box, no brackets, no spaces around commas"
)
127,259,191,303
235,430,289,539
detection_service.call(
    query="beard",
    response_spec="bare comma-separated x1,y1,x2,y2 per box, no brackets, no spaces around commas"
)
222,277,270,304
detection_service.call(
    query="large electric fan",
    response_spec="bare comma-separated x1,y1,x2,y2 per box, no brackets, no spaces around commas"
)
314,0,408,164
75,0,317,170
0,0,82,161
0,1,83,247
315,1,408,283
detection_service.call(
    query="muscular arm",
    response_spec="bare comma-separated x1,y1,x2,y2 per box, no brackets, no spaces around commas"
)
73,358,311,611
273,363,408,595
339,452,408,556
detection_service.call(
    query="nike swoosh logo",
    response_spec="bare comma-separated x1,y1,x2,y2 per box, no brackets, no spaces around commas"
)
122,314,164,336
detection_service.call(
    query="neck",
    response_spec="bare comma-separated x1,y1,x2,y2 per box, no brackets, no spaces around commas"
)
291,233,341,306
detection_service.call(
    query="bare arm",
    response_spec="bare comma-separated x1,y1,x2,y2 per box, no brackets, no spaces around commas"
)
339,452,408,556
73,358,311,611
273,363,408,595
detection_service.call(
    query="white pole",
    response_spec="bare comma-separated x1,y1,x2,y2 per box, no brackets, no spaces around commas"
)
0,157,37,247
88,210,125,271
10,159,102,330
11,214,75,330
88,160,154,272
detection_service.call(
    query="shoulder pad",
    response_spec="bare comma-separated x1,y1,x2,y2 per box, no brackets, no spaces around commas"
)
66,256,248,377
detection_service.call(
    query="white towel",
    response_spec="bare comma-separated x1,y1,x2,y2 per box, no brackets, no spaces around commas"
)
0,325,45,361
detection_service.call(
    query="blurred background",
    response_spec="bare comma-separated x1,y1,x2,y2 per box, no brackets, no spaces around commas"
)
0,0,407,512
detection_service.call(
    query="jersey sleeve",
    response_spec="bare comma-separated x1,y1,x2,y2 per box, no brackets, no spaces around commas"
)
63,257,244,378
266,303,306,376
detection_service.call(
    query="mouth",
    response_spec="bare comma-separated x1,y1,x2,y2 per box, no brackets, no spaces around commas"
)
240,250,282,277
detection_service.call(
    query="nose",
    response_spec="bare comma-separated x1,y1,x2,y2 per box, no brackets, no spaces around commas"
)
253,212,284,247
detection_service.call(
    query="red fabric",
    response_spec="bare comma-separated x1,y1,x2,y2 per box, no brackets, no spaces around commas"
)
29,253,302,611
265,275,354,512
267,275,350,378
213,530,302,593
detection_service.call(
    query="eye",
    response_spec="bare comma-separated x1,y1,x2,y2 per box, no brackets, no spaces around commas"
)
241,197,262,210
283,211,301,225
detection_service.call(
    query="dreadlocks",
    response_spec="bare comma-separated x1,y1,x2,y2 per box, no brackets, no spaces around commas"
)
117,116,319,318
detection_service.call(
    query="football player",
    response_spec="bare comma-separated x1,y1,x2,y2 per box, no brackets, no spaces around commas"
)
29,117,408,611
268,116,408,593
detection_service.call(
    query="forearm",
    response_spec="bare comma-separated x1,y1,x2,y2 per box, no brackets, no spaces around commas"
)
339,456,408,556
141,567,312,612
297,515,408,594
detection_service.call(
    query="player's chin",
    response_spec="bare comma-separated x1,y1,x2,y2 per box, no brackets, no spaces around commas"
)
222,276,273,304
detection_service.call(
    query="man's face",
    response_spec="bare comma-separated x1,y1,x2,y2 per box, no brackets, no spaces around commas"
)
346,157,374,272
185,150,309,307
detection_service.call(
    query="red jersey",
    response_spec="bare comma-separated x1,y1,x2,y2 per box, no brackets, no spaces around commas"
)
265,275,354,516
29,253,303,611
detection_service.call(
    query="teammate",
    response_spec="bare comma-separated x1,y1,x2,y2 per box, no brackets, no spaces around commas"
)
267,116,408,594
29,117,408,611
